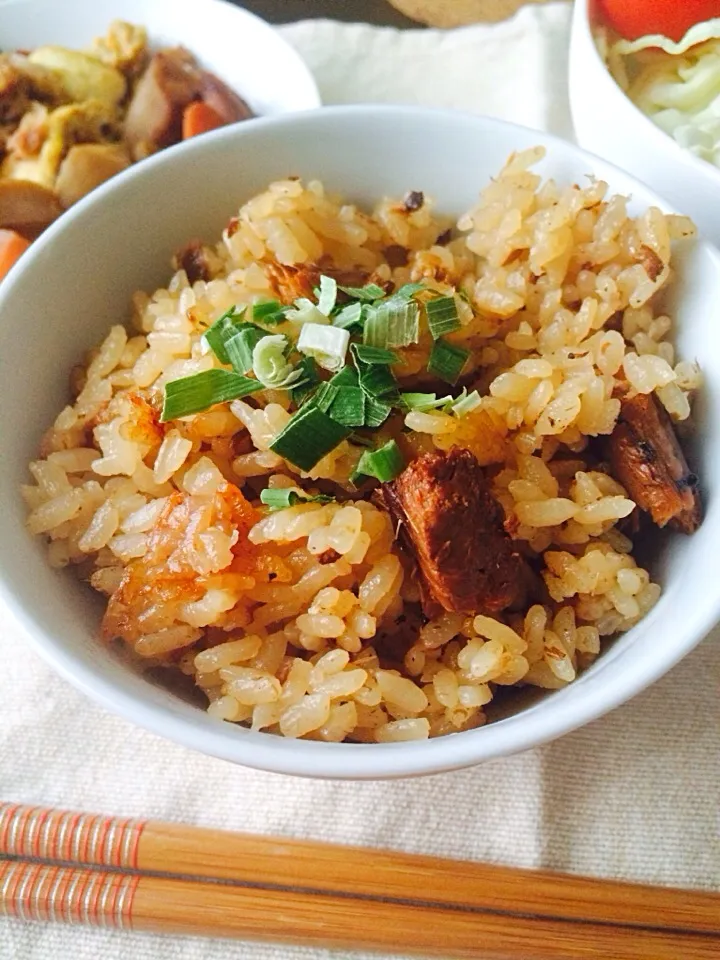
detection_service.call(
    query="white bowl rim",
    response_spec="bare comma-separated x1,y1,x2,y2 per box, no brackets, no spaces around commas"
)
2,104,720,779
572,0,720,188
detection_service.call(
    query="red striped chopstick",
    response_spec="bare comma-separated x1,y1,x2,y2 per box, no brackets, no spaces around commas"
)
2,802,719,959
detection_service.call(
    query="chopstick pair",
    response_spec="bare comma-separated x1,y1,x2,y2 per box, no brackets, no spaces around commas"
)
1,802,719,959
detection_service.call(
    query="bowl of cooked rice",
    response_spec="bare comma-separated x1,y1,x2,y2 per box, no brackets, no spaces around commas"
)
1,106,718,778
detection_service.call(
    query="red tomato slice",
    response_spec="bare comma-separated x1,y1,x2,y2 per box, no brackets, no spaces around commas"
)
597,0,720,42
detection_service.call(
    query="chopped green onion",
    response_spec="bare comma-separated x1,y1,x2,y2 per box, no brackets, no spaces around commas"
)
333,301,365,333
286,297,330,326
203,306,246,364
351,344,398,365
338,282,386,302
297,323,350,373
350,439,405,485
290,356,321,405
326,386,367,427
161,369,260,421
330,364,360,388
364,396,393,428
451,389,482,417
270,403,351,471
400,392,452,412
224,323,265,374
427,338,470,385
317,275,338,316
314,382,339,414
260,488,335,510
393,281,427,300
357,361,397,398
252,334,303,389
425,295,461,340
363,298,419,349
251,299,287,325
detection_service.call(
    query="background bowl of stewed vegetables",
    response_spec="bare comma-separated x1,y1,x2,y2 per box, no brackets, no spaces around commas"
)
0,0,320,280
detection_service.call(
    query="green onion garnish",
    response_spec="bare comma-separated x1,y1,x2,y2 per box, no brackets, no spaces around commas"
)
329,364,360,388
203,306,246,364
253,334,304,389
290,356,321,405
260,488,335,510
427,338,470,385
251,299,287,325
451,389,482,417
425,295,461,339
400,392,452,412
270,403,351,471
333,301,365,333
350,344,398,398
286,297,330,326
297,322,350,373
224,323,265,374
364,396,393,428
317,275,338,316
325,386,367,427
338,282,386,302
357,361,397,398
350,439,405,485
352,344,398,365
363,298,419,349
161,369,260,421
393,282,427,300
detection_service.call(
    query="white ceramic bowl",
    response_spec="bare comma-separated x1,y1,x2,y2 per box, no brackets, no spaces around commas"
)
569,0,720,245
1,107,719,779
0,0,320,117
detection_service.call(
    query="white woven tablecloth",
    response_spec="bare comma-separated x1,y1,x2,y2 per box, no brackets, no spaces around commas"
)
2,4,719,958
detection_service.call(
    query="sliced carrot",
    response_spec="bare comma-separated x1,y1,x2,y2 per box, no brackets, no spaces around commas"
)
182,100,225,140
0,229,30,281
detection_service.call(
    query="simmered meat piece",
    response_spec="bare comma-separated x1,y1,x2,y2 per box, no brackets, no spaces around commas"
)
383,448,529,616
0,178,63,238
124,48,252,161
608,392,700,534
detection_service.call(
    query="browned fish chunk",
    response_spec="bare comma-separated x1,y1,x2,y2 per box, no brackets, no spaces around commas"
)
174,239,214,284
383,448,529,616
608,392,700,534
264,261,321,305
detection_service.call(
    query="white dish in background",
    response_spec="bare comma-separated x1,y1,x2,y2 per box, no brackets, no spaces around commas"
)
1,106,719,779
0,0,321,117
569,0,720,247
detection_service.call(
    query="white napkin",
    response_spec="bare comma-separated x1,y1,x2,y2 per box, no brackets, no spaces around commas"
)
3,5,719,959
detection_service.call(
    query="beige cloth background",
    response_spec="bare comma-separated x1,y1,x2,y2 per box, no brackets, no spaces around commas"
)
2,4,719,958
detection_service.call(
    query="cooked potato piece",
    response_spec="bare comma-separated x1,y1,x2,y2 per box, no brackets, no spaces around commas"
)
0,152,52,189
55,143,130,207
90,20,149,79
39,100,120,183
0,179,63,238
28,46,126,108
7,103,50,159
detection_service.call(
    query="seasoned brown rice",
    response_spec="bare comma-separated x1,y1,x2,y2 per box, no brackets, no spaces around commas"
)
23,147,702,742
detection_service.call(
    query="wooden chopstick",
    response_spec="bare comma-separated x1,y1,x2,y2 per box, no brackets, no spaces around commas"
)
1,802,719,959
